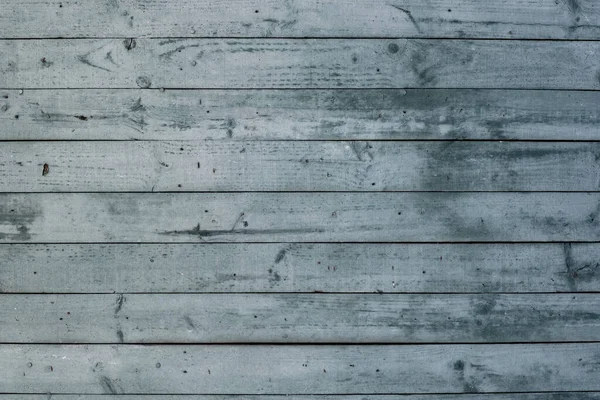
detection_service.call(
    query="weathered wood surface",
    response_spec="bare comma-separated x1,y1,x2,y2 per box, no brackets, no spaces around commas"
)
5,396,600,400
4,89,600,141
1,0,598,39
3,39,600,89
2,243,597,293
3,396,600,400
3,344,600,393
3,141,599,192
1,193,599,243
2,293,599,343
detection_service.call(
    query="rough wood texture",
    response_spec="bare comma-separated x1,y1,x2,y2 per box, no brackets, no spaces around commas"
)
2,293,599,343
3,39,600,89
1,193,599,243
3,89,600,141
1,0,598,39
4,396,600,400
3,344,600,394
3,141,599,192
2,243,598,293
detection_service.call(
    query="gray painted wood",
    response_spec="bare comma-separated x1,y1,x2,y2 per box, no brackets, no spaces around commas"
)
3,141,598,192
2,243,597,293
3,39,600,89
4,89,600,141
1,0,598,39
2,293,599,343
5,396,600,400
3,344,600,393
1,192,598,243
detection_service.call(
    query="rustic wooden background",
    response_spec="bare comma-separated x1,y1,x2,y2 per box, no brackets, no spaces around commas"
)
1,0,600,398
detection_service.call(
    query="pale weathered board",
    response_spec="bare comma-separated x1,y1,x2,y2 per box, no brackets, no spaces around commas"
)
3,89,600,141
2,243,597,293
3,344,600,393
0,193,599,243
3,396,600,400
1,0,598,39
2,141,598,192
3,39,600,89
1,293,598,343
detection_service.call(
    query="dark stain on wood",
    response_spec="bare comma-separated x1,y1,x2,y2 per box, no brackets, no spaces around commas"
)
0,198,41,241
159,223,326,239
123,38,136,50
99,375,119,394
114,294,126,315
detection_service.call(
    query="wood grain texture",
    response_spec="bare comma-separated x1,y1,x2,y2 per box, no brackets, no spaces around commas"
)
1,0,598,39
5,396,600,400
4,89,600,141
3,141,599,192
3,39,600,89
2,293,599,343
2,243,598,293
3,344,600,394
0,193,599,243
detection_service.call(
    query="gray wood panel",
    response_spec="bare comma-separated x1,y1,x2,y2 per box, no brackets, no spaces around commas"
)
3,396,600,400
3,344,600,393
1,0,598,39
4,89,600,141
3,39,600,89
3,141,598,192
2,243,597,293
1,193,599,243
2,293,599,343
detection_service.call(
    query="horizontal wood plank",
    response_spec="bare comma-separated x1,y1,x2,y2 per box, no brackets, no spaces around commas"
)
3,89,600,141
1,0,598,39
1,193,598,243
4,396,600,400
2,39,600,89
1,243,598,293
2,141,598,192
2,293,599,343
2,344,600,393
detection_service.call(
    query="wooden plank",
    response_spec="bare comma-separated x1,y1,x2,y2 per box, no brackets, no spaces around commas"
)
1,243,598,293
2,39,600,89
2,141,598,192
1,192,598,243
2,344,600,393
4,396,600,400
3,89,600,141
1,0,599,39
1,293,599,343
